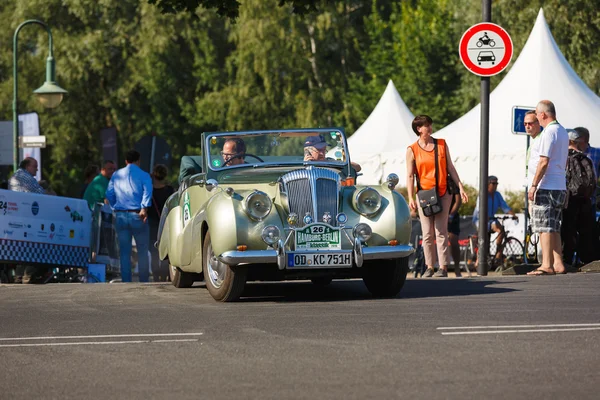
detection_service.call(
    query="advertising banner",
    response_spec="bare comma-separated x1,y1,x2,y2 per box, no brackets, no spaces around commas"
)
0,189,91,267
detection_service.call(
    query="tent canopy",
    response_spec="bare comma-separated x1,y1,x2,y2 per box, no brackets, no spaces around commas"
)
346,80,416,185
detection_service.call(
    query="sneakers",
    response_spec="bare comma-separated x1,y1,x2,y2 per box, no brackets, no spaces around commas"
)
422,268,449,278
422,268,435,278
433,268,448,277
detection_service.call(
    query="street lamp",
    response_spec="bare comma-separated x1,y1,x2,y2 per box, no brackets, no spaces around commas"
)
13,20,67,172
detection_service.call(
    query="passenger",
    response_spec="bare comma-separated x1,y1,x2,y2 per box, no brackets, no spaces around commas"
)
304,135,362,172
221,138,246,166
304,135,328,162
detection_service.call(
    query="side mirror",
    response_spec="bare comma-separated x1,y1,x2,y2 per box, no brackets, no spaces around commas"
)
205,179,219,192
384,173,399,191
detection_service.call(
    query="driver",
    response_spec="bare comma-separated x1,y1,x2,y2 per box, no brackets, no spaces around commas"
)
221,138,246,166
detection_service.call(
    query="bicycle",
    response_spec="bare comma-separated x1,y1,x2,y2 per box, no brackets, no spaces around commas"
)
410,235,427,278
523,224,540,264
464,216,525,273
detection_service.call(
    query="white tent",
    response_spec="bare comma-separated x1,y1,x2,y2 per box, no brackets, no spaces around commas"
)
436,9,600,191
345,80,416,185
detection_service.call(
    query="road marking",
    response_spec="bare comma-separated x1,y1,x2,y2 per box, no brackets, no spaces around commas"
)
0,333,204,341
438,323,600,330
441,327,600,335
0,339,200,348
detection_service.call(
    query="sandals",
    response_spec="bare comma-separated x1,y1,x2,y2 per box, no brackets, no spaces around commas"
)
527,268,556,276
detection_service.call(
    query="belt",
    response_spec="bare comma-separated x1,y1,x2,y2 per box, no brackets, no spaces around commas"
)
115,209,141,213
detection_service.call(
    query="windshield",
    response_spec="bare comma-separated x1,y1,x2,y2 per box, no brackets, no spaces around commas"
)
206,130,349,170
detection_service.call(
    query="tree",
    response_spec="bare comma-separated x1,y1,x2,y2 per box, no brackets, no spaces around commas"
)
349,0,465,128
148,0,321,19
0,0,224,195
189,0,370,133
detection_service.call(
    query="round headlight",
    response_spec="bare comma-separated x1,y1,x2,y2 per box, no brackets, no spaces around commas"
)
261,225,281,246
244,191,272,221
353,223,372,242
353,187,382,216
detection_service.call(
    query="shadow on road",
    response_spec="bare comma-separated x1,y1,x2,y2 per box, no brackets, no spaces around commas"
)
400,278,520,299
238,277,519,303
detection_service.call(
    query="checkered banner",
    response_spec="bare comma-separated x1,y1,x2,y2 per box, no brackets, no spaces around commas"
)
0,239,89,267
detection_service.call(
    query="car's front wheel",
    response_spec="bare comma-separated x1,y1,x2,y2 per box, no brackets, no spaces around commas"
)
203,231,247,302
362,257,409,298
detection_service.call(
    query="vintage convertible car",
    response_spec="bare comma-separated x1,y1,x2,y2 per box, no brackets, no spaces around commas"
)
157,128,413,302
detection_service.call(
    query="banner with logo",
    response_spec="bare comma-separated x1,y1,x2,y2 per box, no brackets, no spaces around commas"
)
0,189,91,267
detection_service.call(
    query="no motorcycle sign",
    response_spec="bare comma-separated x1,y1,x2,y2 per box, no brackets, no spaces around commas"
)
459,22,513,77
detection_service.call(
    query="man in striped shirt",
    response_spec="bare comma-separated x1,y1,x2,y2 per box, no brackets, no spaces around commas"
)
8,157,45,194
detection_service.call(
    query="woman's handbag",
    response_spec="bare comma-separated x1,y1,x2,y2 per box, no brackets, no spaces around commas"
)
417,188,443,217
415,139,443,217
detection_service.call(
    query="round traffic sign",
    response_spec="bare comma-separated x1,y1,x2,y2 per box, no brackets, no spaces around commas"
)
459,22,513,77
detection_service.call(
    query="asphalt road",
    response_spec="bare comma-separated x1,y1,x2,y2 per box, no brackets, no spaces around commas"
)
1,273,599,400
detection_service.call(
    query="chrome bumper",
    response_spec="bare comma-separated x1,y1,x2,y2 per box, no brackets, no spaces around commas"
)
218,244,414,270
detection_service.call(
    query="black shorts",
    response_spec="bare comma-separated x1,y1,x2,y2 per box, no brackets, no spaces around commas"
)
448,214,460,235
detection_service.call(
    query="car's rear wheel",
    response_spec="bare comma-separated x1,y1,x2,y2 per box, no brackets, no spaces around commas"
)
203,231,247,302
169,264,198,288
311,277,332,287
362,257,409,298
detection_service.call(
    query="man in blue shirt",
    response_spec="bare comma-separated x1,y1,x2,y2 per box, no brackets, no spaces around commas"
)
472,176,516,262
106,150,153,282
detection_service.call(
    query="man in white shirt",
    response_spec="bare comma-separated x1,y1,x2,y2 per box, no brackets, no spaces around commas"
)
527,100,569,275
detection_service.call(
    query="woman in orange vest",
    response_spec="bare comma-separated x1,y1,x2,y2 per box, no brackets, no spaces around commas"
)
406,115,469,277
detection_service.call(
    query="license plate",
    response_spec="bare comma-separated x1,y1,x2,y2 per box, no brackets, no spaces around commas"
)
287,253,352,268
295,223,341,250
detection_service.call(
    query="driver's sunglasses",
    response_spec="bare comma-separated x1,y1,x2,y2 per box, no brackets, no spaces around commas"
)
220,151,237,157
489,181,498,185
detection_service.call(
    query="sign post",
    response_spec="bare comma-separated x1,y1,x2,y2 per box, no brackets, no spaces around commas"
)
459,3,513,276
512,105,536,263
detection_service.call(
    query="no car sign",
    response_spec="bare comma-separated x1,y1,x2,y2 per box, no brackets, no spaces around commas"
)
459,22,513,77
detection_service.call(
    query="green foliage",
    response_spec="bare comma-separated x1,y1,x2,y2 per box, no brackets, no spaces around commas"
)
459,183,479,216
504,190,526,214
148,0,321,19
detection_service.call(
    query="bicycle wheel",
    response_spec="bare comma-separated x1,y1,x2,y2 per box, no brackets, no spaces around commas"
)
526,233,540,263
498,237,524,271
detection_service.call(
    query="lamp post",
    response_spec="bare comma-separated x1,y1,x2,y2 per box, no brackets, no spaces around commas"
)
13,20,67,172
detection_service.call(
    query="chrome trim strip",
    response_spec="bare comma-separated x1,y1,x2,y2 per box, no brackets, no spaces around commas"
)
218,245,413,266
362,245,414,260
219,250,278,265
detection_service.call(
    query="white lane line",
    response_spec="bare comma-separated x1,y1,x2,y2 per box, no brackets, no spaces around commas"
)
438,323,600,330
0,339,200,348
0,333,204,341
152,339,199,343
441,327,600,336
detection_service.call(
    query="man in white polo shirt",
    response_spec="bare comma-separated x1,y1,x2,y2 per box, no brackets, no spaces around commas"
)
527,100,569,275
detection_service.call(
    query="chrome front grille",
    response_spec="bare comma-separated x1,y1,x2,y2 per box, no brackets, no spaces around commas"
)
280,167,340,226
